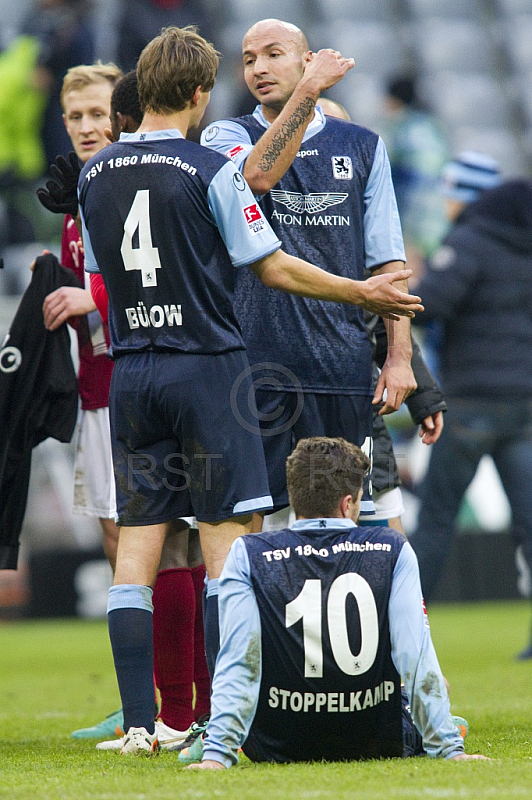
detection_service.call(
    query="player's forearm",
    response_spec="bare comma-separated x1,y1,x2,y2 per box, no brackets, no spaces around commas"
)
253,249,365,304
243,79,320,194
374,262,413,362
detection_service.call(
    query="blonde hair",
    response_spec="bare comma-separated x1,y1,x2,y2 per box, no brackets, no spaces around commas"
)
137,26,219,114
61,62,123,110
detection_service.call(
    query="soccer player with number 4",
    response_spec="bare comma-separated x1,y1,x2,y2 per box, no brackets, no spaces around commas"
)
77,26,423,754
188,437,489,768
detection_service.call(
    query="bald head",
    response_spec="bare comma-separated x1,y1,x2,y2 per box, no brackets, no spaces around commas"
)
318,97,350,121
242,18,312,118
243,19,309,56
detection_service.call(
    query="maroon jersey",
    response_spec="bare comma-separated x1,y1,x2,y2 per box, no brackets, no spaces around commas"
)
61,215,113,409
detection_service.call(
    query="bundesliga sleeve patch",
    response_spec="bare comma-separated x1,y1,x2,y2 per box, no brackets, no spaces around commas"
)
226,144,245,161
243,203,266,235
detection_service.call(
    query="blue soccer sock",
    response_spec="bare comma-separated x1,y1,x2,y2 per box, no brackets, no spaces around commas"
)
108,584,155,735
204,578,219,682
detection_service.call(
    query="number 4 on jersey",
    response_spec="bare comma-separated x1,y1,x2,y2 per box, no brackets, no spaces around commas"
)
121,189,162,287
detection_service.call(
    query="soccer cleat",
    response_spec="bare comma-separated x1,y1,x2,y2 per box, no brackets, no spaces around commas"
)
120,726,160,755
177,732,204,763
176,714,210,763
170,713,210,754
71,708,124,739
96,719,189,751
451,715,469,741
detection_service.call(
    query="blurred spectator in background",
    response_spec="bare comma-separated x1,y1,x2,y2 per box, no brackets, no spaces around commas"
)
0,1,94,257
383,75,450,277
408,153,532,660
116,0,214,72
21,1,95,167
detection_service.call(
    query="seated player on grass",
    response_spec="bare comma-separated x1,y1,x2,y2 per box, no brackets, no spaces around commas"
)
186,437,489,768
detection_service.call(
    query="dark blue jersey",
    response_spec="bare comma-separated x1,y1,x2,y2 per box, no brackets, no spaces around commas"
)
241,522,405,762
79,129,280,357
202,109,405,394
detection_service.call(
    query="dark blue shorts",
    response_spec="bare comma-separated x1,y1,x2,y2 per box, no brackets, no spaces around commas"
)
255,390,374,513
109,350,272,526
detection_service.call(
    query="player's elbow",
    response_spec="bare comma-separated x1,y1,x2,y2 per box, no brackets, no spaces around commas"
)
243,167,273,196
252,251,285,290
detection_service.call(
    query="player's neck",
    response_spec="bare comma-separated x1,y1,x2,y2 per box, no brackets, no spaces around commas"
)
137,110,191,138
260,103,283,124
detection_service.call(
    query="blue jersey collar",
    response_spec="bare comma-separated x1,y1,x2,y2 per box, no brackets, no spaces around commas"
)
291,518,356,531
252,104,326,141
118,128,185,142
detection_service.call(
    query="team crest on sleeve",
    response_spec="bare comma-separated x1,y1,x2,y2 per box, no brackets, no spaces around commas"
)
332,155,353,180
226,144,245,161
243,203,265,235
204,125,219,142
232,172,246,191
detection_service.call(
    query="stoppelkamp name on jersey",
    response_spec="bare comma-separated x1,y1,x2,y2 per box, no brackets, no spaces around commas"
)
268,681,396,713
83,153,198,182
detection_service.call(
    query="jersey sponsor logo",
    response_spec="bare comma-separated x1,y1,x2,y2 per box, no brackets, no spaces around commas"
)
332,155,353,180
243,203,266,234
0,340,22,373
296,148,319,158
204,125,219,142
226,144,245,161
271,190,348,214
232,172,246,191
125,301,183,330
267,682,395,712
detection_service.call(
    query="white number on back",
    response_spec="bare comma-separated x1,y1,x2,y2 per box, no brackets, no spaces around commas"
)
121,189,162,287
285,574,379,678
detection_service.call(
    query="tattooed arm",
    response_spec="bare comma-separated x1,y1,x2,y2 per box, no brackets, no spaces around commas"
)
243,49,354,195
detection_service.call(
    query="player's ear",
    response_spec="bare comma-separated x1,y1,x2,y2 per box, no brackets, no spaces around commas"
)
191,86,202,107
339,494,353,518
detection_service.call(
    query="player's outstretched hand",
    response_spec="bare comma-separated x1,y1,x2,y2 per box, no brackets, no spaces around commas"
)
187,760,226,770
36,151,81,216
303,48,355,93
361,270,423,319
449,753,491,761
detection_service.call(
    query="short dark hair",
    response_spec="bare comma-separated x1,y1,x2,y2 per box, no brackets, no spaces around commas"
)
137,26,219,114
286,437,370,519
111,70,143,124
386,76,416,107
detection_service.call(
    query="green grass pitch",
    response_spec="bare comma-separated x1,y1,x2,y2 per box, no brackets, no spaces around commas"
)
0,600,531,799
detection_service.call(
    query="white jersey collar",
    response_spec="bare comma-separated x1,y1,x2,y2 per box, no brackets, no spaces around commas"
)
291,518,356,531
118,128,185,142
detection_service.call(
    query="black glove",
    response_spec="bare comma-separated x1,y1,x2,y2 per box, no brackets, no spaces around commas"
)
36,151,81,216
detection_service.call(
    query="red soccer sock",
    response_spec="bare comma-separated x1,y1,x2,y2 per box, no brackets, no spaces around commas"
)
152,567,195,732
191,564,211,718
